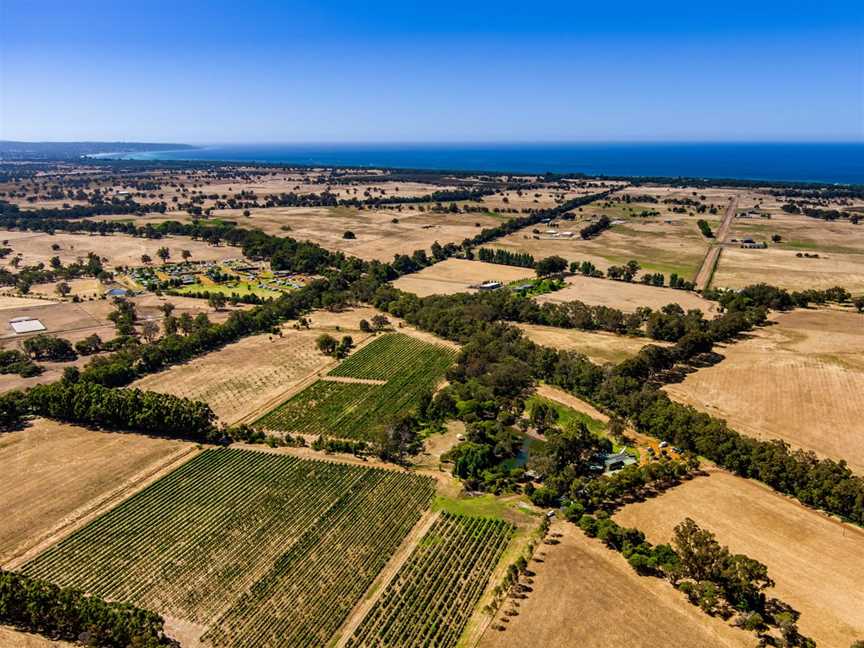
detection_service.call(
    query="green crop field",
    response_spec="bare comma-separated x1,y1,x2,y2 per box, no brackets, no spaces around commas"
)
328,333,453,381
255,333,456,439
22,448,436,648
347,512,513,648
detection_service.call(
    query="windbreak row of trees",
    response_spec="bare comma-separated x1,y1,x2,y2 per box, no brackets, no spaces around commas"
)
0,569,178,648
477,247,535,268
1,381,219,442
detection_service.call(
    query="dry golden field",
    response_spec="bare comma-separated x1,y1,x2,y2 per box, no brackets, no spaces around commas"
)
480,520,751,648
0,230,242,270
0,419,197,566
132,307,381,424
616,470,864,648
392,258,536,297
0,626,73,647
665,308,864,473
515,323,654,364
536,275,718,314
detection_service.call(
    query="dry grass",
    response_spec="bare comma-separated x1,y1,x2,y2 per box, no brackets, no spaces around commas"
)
132,307,382,424
479,520,751,648
99,206,505,262
665,308,864,473
0,626,74,647
0,230,242,270
712,246,864,292
516,323,655,364
615,470,864,648
536,275,718,314
0,419,195,566
392,258,536,297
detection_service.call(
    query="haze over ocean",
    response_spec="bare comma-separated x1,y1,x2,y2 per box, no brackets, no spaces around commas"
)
106,142,864,184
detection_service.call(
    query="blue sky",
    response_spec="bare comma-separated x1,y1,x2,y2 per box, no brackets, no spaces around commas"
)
0,0,861,142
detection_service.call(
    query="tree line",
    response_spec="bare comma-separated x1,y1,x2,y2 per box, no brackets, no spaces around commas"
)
0,569,178,647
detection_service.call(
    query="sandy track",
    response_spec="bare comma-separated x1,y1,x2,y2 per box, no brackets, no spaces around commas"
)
694,196,736,290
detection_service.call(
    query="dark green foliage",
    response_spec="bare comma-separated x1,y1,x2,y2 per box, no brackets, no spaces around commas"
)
0,569,177,647
23,334,77,362
26,381,220,442
477,247,535,268
697,219,714,237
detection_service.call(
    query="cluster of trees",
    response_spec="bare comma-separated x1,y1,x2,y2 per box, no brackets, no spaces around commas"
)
315,333,354,358
22,334,77,361
579,215,611,239
0,569,178,647
705,282,853,312
477,247,535,268
23,381,220,442
606,260,641,282
696,219,714,238
0,349,42,377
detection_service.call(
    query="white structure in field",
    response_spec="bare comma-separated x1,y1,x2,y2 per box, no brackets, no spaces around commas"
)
9,317,46,334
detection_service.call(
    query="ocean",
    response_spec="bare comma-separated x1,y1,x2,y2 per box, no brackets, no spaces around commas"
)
104,142,864,184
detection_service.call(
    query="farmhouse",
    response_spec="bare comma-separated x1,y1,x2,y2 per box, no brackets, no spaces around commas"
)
591,450,637,473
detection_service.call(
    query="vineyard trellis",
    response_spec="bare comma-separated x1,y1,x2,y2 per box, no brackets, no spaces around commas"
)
255,334,456,439
346,512,514,648
23,448,436,647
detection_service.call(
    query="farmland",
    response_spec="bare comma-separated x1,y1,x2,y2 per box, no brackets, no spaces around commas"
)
615,469,864,648
0,229,241,270
665,308,864,473
346,512,513,648
480,521,751,648
392,258,536,297
515,322,655,364
132,308,380,423
254,333,456,439
535,274,718,314
23,448,436,647
0,419,195,566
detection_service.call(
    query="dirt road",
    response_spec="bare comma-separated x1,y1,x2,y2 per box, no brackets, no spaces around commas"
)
694,196,737,290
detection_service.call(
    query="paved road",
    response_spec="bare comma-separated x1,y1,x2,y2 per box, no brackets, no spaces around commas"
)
694,196,737,290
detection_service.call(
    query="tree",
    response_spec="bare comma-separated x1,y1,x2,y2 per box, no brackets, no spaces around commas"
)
529,400,558,434
343,230,356,239
141,253,152,264
359,319,372,332
608,415,627,442
157,246,170,263
853,296,864,313
141,319,159,343
371,314,390,331
181,249,192,262
673,518,729,583
55,281,71,298
535,255,567,277
335,335,353,358
316,333,338,355
771,234,782,243
160,302,175,318
207,293,227,310
371,414,419,464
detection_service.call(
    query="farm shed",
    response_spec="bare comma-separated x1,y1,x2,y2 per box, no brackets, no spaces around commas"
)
9,317,46,334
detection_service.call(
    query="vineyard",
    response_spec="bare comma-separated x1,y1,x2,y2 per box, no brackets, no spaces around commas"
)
255,334,456,439
346,512,514,648
22,448,436,647
329,333,453,381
